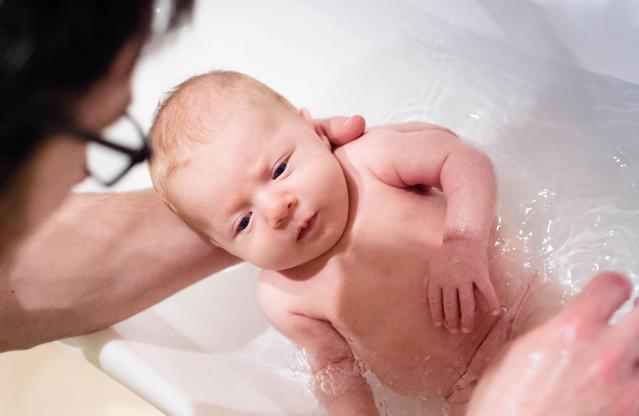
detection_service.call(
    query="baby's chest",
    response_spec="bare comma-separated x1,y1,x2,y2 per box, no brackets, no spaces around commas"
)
347,178,447,257
317,181,447,326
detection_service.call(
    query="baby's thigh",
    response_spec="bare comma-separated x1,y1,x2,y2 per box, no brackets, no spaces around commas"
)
445,389,473,416
518,277,567,334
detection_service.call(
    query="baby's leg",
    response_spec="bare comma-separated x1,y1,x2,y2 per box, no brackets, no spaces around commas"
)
444,402,467,416
513,277,567,337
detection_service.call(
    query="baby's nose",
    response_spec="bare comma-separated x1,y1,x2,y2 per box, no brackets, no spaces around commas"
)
268,194,297,229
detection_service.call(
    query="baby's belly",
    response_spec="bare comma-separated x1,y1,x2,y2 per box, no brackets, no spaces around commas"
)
326,227,541,400
315,180,557,400
340,292,493,397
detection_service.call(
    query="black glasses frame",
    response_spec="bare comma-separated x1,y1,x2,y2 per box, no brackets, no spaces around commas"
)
65,113,153,186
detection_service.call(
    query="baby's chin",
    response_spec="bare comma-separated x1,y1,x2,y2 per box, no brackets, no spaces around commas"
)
254,249,329,272
218,240,329,271
273,212,349,271
265,237,346,272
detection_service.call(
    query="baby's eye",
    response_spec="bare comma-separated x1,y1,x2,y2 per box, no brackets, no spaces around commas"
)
272,161,287,179
237,212,252,233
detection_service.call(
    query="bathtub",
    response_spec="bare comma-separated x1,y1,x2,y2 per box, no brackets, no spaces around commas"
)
67,0,639,414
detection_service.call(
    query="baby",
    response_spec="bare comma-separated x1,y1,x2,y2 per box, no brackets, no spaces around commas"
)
148,71,563,415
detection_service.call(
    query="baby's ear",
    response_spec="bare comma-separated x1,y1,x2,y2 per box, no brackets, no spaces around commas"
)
299,107,330,148
299,107,314,126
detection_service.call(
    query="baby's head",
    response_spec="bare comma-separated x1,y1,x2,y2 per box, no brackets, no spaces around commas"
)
149,71,349,270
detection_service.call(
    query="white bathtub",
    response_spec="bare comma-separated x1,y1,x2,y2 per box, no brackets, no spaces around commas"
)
67,1,639,414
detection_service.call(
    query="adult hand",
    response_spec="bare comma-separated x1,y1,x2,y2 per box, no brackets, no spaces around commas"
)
468,271,639,416
313,115,366,146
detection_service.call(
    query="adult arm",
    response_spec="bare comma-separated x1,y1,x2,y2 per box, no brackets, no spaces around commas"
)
468,272,639,416
0,189,238,351
0,115,365,352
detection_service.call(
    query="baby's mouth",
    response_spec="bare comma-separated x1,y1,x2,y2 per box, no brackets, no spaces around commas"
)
297,213,317,241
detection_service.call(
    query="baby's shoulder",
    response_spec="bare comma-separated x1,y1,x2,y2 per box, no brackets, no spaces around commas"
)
333,128,398,171
334,123,459,169
335,128,397,154
257,270,296,321
257,269,317,316
257,270,290,303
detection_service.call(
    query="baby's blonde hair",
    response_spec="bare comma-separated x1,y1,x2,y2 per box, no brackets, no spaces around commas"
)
148,70,297,235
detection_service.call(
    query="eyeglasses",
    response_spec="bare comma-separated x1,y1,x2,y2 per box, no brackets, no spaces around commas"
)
65,113,152,187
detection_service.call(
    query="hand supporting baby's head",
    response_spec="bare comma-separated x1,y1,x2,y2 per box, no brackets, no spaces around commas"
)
149,71,350,270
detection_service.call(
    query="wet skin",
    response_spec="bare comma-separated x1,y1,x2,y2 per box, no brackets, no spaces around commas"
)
258,127,564,407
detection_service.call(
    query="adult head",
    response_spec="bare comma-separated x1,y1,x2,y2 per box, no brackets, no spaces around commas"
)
0,0,193,257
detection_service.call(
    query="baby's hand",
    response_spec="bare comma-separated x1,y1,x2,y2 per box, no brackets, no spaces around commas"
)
427,239,500,334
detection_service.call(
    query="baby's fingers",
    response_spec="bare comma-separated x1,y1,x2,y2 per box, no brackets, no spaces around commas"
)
476,275,500,316
459,286,476,334
428,283,444,328
443,288,461,333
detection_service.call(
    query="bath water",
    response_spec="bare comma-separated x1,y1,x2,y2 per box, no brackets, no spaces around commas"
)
233,5,639,415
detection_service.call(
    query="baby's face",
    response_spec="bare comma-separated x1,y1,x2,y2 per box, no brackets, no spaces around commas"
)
168,107,349,271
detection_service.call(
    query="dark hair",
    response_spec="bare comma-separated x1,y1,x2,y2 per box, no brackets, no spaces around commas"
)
0,0,193,194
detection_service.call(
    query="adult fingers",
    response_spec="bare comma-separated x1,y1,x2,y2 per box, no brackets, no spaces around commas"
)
556,272,630,327
615,288,639,345
428,284,444,328
443,288,460,333
459,286,476,333
314,115,366,146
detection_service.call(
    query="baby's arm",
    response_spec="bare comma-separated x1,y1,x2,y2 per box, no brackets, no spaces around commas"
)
361,124,500,333
258,275,378,416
